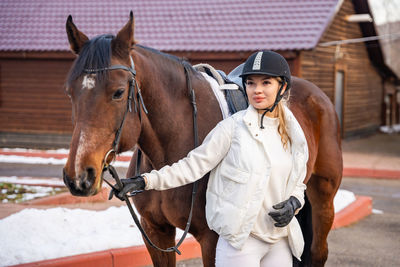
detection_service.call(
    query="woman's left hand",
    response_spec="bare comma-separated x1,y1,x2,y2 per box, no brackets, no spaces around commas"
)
268,196,301,227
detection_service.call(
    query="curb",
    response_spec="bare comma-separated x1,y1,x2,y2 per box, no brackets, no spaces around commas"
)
343,167,400,179
25,187,110,205
11,237,201,267
0,150,132,162
331,195,372,229
10,194,372,267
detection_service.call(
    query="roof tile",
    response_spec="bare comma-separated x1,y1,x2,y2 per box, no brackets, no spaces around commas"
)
0,0,340,52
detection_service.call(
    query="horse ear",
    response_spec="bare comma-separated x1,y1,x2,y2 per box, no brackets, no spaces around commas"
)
115,11,136,49
66,15,89,55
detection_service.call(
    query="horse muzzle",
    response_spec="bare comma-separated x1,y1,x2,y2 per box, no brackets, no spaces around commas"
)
63,166,100,196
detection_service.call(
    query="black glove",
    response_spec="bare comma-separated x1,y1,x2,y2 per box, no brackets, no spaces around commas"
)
268,196,301,227
108,175,146,201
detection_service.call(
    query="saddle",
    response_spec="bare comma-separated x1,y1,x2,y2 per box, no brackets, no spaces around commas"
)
194,63,248,114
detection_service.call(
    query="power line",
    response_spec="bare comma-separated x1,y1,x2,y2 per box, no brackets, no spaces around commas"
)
319,32,400,46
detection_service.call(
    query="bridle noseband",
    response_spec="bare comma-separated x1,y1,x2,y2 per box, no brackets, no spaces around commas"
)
83,55,199,255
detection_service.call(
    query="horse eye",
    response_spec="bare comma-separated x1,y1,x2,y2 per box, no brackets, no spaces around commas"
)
112,89,125,100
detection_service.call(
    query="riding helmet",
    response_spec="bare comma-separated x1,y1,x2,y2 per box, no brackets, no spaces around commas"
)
240,50,291,89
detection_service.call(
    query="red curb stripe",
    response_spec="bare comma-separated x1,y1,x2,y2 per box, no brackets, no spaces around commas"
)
343,167,400,179
10,238,201,267
0,151,132,162
25,188,109,205
331,196,372,229
0,151,68,159
11,249,113,267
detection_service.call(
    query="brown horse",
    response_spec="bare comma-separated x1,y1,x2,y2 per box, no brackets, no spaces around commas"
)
63,13,342,267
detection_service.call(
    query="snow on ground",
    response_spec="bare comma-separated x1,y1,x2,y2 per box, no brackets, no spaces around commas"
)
333,189,356,213
0,148,133,167
0,176,65,187
1,184,64,203
0,206,178,266
0,189,355,266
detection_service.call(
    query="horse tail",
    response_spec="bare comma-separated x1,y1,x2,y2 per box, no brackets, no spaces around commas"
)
293,193,313,267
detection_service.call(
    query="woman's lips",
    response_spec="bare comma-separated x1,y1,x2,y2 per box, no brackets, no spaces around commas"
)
253,96,265,103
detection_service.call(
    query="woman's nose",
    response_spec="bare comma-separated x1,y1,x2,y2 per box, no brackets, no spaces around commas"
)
254,84,262,93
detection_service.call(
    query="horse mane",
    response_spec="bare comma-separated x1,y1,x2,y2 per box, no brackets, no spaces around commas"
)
66,37,200,90
136,44,199,76
67,34,114,86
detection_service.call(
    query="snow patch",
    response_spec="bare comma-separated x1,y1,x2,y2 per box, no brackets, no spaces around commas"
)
334,189,356,213
0,206,191,266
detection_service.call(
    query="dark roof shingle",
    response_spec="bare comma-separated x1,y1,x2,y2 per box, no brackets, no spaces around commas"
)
0,0,340,52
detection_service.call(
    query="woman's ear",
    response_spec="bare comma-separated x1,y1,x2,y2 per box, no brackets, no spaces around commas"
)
281,83,288,95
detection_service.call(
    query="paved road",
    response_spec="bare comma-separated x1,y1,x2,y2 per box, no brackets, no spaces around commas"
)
326,177,400,267
176,177,400,267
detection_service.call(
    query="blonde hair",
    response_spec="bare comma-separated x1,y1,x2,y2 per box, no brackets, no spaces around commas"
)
275,77,291,150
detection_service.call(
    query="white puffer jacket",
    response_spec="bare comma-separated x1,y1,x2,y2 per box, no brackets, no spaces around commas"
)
145,104,308,260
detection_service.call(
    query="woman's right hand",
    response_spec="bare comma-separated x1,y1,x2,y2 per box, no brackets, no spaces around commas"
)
108,175,146,201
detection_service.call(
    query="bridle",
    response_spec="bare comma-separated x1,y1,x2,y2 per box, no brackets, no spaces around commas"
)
83,55,199,255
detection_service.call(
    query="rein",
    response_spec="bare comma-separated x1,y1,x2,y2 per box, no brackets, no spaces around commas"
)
84,55,199,255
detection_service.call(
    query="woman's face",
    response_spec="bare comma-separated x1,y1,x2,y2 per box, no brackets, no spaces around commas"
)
245,74,286,114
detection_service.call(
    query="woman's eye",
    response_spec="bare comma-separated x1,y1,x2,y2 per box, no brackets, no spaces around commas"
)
112,89,125,100
263,81,271,85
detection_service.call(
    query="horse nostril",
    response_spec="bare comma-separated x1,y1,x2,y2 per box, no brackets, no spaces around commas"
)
86,167,96,181
63,168,71,186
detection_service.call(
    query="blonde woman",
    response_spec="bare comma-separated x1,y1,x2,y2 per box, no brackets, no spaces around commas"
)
111,50,308,266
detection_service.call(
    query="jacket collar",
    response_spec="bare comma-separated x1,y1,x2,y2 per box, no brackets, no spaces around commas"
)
242,105,260,128
242,104,307,155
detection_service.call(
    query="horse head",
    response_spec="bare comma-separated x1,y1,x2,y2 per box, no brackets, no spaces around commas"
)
63,12,141,196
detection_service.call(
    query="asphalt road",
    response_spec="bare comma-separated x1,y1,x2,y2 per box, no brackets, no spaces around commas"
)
1,162,399,266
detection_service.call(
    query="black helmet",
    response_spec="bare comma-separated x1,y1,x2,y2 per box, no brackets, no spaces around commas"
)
240,50,291,129
240,50,291,89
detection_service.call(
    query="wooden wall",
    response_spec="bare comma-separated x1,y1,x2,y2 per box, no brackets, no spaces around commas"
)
0,58,74,134
300,0,382,137
0,51,296,139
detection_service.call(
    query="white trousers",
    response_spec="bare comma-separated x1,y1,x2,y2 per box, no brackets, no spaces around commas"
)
215,236,292,267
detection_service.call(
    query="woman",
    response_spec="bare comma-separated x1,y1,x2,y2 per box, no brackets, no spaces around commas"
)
111,50,308,266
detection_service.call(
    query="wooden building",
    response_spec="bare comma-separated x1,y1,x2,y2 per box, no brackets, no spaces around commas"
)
0,0,398,148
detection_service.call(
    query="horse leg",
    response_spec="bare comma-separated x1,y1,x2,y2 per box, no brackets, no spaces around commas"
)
194,228,218,267
140,217,177,267
307,171,341,267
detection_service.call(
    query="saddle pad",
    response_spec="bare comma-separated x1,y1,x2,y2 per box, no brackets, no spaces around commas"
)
200,72,231,119
195,63,248,118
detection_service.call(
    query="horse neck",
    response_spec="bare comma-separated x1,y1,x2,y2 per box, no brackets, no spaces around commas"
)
132,47,200,168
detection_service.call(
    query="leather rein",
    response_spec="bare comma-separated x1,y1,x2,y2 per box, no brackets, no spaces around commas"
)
83,56,199,255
